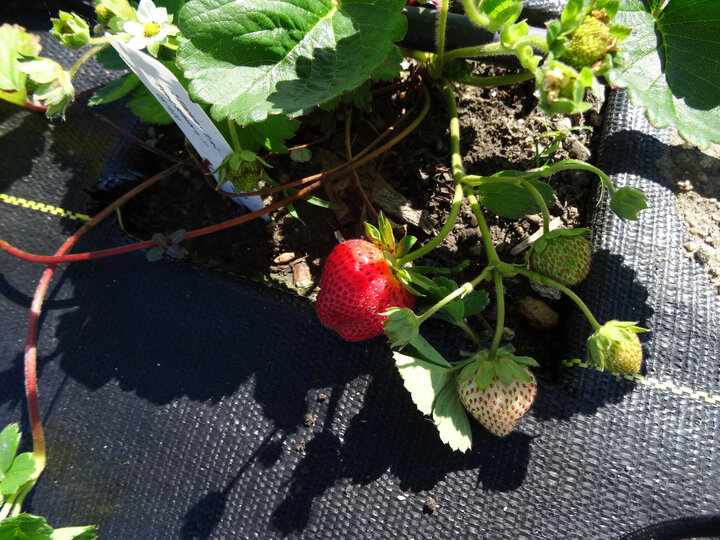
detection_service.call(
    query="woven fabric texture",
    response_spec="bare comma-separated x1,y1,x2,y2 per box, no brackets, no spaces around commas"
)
1,3,719,539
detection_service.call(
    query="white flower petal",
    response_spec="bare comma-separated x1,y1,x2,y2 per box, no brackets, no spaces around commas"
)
123,20,144,35
155,7,169,23
126,34,149,49
136,0,157,22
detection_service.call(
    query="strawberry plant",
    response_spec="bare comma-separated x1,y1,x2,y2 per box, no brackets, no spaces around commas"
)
1,0,720,531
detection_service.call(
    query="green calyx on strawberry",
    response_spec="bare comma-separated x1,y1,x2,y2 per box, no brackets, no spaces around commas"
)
212,150,270,194
456,345,539,437
526,228,593,287
316,213,418,342
587,320,649,374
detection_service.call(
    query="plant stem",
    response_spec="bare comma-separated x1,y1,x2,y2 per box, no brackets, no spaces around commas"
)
456,319,481,346
20,160,185,489
488,269,505,360
530,159,616,195
433,0,451,78
463,71,534,87
227,119,242,152
466,192,500,266
513,267,602,330
397,78,463,265
68,44,107,80
418,282,474,324
461,0,490,28
443,42,515,63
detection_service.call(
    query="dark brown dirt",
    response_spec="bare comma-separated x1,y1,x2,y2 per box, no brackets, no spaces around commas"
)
113,63,601,367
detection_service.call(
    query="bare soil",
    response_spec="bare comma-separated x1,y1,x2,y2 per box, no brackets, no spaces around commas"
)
111,63,601,367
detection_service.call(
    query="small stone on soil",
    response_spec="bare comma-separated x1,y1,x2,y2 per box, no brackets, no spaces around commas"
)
274,252,296,264
424,497,437,514
304,414,316,427
517,296,559,329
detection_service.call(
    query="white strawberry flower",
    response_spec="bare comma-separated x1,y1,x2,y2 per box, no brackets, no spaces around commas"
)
123,0,178,52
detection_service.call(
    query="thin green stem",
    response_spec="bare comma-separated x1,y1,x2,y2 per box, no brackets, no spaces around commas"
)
68,44,107,80
514,267,602,330
87,34,127,46
418,282,474,324
464,71,534,87
531,159,616,195
488,269,505,360
466,192,500,266
456,320,481,346
443,42,514,63
514,35,549,54
520,179,551,233
461,0,490,28
433,0,450,77
227,119,242,152
397,78,463,265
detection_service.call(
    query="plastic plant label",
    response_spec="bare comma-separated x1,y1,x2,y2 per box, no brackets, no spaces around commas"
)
110,40,266,216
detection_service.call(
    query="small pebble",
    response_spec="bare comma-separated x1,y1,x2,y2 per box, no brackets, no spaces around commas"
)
292,261,313,288
274,252,296,264
695,245,716,264
304,414,315,427
517,296,559,330
677,180,693,191
424,497,437,514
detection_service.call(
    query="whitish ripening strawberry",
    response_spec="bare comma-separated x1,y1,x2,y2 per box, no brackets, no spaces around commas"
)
587,320,648,374
458,372,537,437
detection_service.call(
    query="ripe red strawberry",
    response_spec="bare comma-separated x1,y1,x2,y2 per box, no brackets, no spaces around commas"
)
527,228,592,286
316,239,415,342
458,372,537,437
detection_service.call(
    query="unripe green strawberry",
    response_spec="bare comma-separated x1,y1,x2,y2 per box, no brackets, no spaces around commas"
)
604,332,642,374
562,14,615,71
587,320,648,374
458,372,537,437
527,228,592,287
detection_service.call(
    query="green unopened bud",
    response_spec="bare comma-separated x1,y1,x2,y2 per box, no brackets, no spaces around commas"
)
15,57,75,119
50,11,91,49
382,307,420,348
610,186,647,221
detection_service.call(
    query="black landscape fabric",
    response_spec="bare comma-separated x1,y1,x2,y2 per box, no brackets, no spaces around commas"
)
1,2,719,539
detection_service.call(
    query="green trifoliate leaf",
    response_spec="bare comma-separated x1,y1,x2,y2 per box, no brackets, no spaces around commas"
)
610,185,648,220
1,452,38,498
608,0,720,149
0,24,41,107
177,0,407,124
50,12,91,49
462,290,489,318
394,351,453,416
51,525,97,540
433,381,473,452
407,335,453,369
383,308,420,348
0,424,21,476
88,73,140,107
474,176,555,219
0,514,53,540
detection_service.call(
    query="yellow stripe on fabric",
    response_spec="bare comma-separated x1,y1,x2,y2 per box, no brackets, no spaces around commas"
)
1,193,90,221
562,359,720,405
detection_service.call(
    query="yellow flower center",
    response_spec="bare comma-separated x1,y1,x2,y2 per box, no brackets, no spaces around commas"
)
143,21,161,38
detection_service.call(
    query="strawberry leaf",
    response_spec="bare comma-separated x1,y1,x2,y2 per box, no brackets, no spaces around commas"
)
88,73,140,107
177,0,407,124
407,335,453,369
432,381,473,453
0,424,20,476
475,178,555,219
0,24,41,107
394,351,453,416
51,525,97,539
462,290,489,318
608,0,720,149
1,452,37,498
0,514,53,540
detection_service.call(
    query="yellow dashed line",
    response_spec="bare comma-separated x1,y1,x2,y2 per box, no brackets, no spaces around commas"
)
1,193,90,221
562,359,720,405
